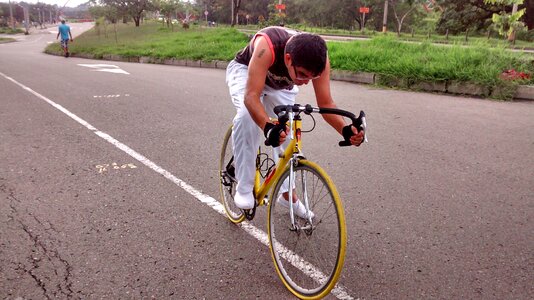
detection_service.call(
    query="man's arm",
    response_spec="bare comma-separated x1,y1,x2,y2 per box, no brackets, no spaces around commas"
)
244,36,289,146
244,37,274,131
68,29,73,41
312,58,364,146
56,31,60,39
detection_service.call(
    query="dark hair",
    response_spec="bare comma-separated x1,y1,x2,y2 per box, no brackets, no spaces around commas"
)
285,33,327,76
61,20,65,24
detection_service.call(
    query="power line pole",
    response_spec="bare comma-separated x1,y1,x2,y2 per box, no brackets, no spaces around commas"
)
23,4,29,34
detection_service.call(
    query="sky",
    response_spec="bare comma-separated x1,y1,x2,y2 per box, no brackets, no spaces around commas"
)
0,0,88,8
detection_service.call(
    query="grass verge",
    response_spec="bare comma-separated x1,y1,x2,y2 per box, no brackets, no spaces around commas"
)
0,37,16,43
45,22,534,99
46,22,247,61
328,37,533,86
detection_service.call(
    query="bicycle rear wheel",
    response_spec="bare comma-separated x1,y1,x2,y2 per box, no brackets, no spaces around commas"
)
268,160,346,299
219,126,245,223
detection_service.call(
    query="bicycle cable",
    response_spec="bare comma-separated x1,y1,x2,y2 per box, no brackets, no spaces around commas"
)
301,113,316,133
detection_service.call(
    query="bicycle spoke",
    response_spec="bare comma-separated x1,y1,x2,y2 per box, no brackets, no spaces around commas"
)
269,162,345,298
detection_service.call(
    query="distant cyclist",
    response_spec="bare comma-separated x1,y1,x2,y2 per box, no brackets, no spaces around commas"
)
225,26,365,214
56,20,73,57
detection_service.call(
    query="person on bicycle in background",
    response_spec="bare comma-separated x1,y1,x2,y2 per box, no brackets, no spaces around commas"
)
56,20,73,57
225,26,365,216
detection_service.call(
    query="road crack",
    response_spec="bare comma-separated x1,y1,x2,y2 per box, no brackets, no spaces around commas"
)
1,179,75,298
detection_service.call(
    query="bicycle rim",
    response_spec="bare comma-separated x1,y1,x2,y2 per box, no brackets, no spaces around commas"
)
267,160,346,299
219,126,245,223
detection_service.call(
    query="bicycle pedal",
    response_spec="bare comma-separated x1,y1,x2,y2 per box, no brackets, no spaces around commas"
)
243,204,257,221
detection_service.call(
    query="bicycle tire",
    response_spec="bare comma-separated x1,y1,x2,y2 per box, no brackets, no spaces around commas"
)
219,126,245,223
267,160,346,299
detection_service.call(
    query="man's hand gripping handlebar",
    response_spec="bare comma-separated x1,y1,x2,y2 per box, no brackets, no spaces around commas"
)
264,110,290,147
264,104,367,147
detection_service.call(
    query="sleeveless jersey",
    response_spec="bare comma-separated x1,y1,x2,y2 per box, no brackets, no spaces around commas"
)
235,26,298,90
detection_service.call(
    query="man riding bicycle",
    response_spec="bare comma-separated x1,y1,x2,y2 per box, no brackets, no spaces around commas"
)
225,26,365,216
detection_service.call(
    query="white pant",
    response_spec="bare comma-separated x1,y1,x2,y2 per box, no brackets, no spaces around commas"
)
226,60,298,195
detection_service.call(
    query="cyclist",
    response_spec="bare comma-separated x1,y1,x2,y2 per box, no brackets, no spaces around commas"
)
56,20,73,57
225,26,364,216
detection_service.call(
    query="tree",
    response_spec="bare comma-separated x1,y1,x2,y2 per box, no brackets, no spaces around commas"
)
230,0,242,26
241,0,270,24
484,0,526,41
127,0,153,26
435,0,499,34
283,0,382,30
156,0,182,28
98,0,153,27
390,0,424,35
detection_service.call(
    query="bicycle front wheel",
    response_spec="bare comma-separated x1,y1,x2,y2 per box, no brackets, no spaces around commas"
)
268,160,346,299
219,125,245,223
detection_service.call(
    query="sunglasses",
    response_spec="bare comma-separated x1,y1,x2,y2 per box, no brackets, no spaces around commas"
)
292,65,321,81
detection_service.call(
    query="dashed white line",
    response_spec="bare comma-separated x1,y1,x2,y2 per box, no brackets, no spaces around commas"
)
0,71,356,300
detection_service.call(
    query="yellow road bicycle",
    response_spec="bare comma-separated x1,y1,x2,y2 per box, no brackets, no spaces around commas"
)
219,104,367,299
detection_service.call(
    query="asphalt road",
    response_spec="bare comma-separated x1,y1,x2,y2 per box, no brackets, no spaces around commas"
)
1,23,533,299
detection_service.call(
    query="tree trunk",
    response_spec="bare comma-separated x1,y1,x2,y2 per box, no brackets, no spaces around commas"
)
231,0,241,27
393,6,415,38
526,0,534,30
508,3,518,42
382,0,388,33
114,22,118,44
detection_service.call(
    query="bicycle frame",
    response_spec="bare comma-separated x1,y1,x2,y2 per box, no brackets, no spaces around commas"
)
253,111,315,227
253,116,301,206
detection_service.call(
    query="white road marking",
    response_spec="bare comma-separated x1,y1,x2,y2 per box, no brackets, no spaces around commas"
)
0,71,356,300
93,94,127,98
77,63,130,75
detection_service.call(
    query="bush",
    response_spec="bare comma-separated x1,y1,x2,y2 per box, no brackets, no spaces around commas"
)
516,29,534,42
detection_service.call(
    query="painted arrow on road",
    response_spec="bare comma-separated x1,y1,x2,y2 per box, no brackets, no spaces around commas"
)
77,64,130,75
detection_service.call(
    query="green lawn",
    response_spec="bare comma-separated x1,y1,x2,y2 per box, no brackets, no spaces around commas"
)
328,36,533,86
47,22,247,61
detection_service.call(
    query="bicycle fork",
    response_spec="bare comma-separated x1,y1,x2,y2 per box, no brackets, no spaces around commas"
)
288,157,314,233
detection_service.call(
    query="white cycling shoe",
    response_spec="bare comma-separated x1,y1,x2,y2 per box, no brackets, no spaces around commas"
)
234,191,255,210
277,196,315,219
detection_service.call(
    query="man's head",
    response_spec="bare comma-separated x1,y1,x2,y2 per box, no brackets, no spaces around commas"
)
284,33,327,83
61,20,66,24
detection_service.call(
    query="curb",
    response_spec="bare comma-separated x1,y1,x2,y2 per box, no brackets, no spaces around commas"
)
46,50,534,101
331,70,532,101
515,85,534,100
